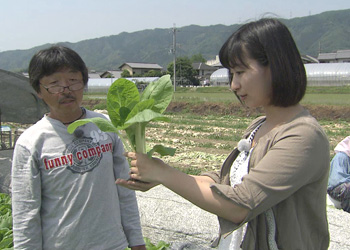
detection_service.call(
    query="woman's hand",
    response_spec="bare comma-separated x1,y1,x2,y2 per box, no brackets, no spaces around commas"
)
115,178,159,192
131,245,146,250
124,152,169,183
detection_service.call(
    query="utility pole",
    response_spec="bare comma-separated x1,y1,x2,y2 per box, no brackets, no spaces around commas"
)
171,24,178,92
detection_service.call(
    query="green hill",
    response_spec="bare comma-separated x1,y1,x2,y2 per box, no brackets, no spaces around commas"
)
0,9,349,72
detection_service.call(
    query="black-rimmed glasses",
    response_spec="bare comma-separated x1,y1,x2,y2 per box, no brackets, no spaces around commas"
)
41,82,85,94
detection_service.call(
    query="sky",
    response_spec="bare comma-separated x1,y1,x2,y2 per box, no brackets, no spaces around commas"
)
0,0,349,52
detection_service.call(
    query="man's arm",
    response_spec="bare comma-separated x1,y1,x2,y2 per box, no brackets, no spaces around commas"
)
113,138,145,248
11,144,43,249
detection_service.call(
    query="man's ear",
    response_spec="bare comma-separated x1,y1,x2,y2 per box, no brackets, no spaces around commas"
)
36,91,43,99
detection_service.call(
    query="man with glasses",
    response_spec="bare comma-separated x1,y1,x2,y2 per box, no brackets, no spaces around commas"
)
11,46,146,250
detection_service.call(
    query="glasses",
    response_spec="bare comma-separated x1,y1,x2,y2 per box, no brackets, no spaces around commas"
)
41,81,85,94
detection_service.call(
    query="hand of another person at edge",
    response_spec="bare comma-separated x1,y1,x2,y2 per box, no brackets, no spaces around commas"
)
131,245,146,250
124,152,168,183
116,178,159,192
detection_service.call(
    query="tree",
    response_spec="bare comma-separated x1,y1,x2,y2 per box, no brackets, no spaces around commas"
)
121,69,131,77
143,70,164,77
190,54,206,63
167,56,199,86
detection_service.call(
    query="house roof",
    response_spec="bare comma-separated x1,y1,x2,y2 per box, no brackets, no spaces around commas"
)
100,71,122,78
301,55,319,64
318,53,337,60
336,50,350,59
318,50,350,60
88,73,101,79
192,62,216,70
119,62,163,70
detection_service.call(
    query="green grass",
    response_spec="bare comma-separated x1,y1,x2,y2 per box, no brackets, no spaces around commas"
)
172,87,350,105
301,93,350,105
84,85,350,108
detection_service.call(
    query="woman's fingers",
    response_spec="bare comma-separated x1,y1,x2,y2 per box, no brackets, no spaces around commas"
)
124,151,137,160
129,167,141,180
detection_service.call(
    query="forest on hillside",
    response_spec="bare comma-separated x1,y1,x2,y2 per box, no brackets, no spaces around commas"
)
0,8,349,72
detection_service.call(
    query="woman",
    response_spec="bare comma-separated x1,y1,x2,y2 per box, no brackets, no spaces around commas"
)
117,18,330,249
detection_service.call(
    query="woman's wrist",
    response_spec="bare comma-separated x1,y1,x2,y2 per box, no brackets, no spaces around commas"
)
154,161,174,184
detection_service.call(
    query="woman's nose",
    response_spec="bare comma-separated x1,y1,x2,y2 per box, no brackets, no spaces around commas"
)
230,78,240,91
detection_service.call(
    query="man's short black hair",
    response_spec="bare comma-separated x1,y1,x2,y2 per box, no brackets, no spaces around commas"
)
28,45,88,93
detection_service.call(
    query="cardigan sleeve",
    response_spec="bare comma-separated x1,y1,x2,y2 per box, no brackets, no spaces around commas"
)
208,115,330,222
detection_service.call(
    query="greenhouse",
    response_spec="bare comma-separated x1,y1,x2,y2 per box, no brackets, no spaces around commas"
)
209,68,230,86
86,77,159,93
209,63,350,87
304,63,350,86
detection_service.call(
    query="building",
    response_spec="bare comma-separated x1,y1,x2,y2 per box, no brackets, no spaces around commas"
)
86,77,159,93
210,63,350,87
301,55,319,64
304,63,350,86
210,68,229,86
100,70,122,78
192,62,217,85
119,62,163,76
318,50,350,63
206,55,222,68
88,73,101,79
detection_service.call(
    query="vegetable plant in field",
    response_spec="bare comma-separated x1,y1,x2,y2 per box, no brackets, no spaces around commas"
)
68,75,176,157
124,237,169,250
0,193,13,249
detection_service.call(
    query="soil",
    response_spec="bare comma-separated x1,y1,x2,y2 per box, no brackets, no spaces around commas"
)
82,100,350,121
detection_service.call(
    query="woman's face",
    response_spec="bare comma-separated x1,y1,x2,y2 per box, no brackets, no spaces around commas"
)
230,57,272,108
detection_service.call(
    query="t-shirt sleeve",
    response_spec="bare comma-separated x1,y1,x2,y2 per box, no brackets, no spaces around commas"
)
112,135,145,247
11,144,43,249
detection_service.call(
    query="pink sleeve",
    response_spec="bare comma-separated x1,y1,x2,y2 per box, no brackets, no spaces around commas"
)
335,136,350,157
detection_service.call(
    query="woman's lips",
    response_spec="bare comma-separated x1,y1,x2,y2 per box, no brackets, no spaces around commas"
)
239,94,247,101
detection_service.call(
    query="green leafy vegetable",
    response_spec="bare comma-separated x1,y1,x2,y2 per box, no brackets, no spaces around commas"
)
0,193,13,249
68,75,176,157
124,237,170,250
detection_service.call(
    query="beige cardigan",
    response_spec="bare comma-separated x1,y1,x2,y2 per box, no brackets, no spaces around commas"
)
203,109,330,249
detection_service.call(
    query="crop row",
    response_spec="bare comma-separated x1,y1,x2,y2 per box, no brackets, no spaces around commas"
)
125,113,348,175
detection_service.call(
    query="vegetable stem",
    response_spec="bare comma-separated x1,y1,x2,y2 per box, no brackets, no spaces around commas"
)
135,123,146,154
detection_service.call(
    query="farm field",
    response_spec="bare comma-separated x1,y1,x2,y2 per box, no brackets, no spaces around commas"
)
142,113,349,175
171,92,350,106
84,85,350,175
4,86,346,175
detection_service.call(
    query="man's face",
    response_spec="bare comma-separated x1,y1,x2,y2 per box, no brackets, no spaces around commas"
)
37,67,84,118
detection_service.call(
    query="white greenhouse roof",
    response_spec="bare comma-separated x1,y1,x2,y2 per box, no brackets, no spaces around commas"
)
210,68,229,82
304,63,350,77
87,77,159,88
209,63,350,86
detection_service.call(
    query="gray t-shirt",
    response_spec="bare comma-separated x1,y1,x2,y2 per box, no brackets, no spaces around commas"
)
11,109,144,250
